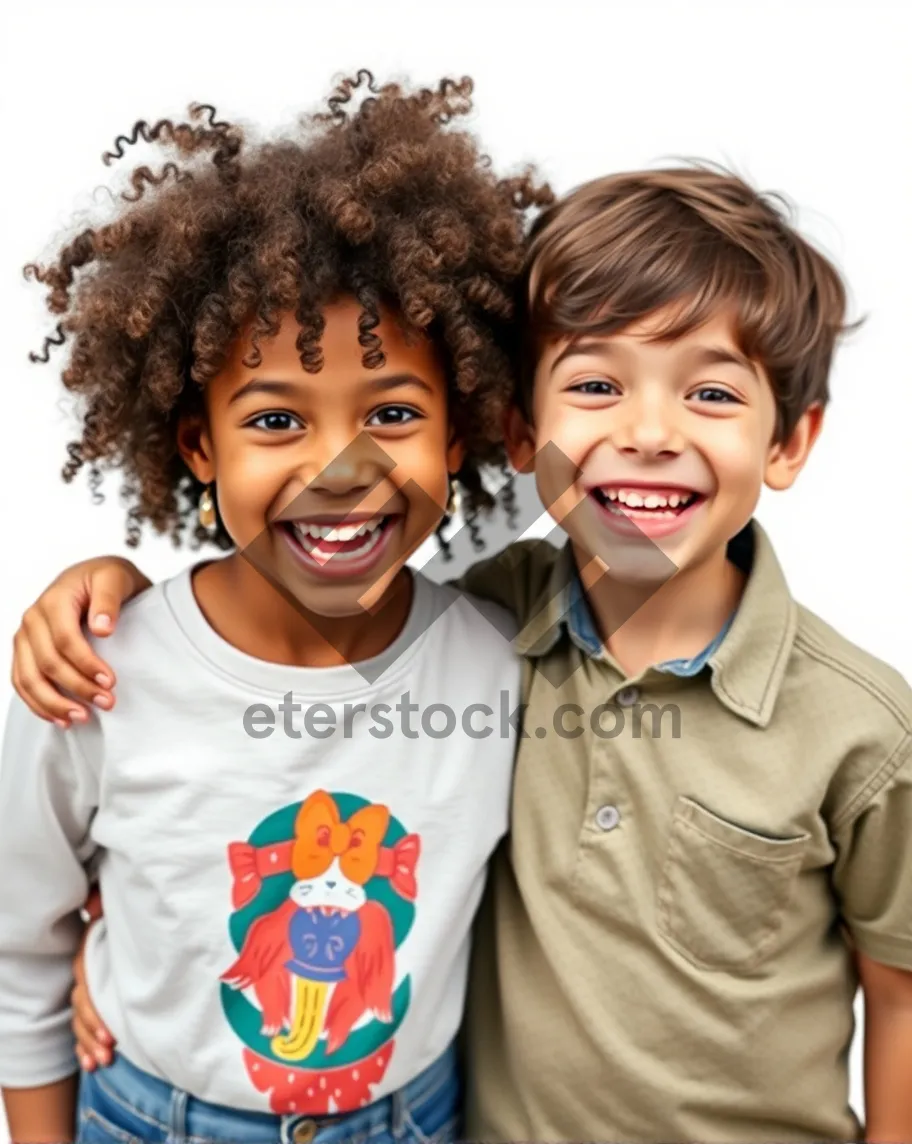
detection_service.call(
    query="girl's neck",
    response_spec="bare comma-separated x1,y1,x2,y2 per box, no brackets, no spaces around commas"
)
577,542,745,679
191,553,414,668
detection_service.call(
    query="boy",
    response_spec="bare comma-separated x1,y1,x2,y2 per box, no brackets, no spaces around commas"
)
10,165,912,1142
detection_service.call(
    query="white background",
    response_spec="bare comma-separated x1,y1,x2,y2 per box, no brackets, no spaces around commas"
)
1,1,910,1137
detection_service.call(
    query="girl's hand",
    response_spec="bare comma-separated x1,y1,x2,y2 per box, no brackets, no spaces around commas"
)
11,557,152,728
73,886,115,1071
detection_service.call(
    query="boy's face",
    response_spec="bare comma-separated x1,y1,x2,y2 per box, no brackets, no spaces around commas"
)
514,304,821,583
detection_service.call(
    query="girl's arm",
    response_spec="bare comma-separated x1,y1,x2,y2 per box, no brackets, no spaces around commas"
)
12,557,152,726
0,696,100,1139
3,1076,80,1144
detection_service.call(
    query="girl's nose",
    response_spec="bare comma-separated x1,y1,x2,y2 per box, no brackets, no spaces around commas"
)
306,430,394,495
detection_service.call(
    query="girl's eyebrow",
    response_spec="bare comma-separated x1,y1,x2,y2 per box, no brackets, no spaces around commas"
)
228,373,436,406
363,373,436,397
228,378,299,405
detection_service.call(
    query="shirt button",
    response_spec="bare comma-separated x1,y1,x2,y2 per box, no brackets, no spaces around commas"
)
616,686,639,707
595,804,621,831
293,1121,317,1144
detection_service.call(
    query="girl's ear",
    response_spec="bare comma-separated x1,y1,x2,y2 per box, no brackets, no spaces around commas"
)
503,405,536,474
176,413,216,485
446,432,466,476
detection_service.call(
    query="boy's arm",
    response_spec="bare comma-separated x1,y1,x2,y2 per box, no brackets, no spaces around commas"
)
448,537,562,625
830,739,912,1143
857,953,912,1143
13,556,151,726
0,695,99,1142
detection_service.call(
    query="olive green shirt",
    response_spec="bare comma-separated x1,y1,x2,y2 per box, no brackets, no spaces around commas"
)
459,519,912,1143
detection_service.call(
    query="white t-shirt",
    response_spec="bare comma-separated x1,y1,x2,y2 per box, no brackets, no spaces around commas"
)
0,565,521,1116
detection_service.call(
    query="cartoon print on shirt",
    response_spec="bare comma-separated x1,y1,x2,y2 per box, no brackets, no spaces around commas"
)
220,790,420,1114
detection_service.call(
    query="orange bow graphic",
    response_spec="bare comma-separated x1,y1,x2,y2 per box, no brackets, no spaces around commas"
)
227,791,421,908
292,790,389,886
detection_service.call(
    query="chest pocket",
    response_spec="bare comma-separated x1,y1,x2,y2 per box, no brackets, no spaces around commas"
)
656,796,810,973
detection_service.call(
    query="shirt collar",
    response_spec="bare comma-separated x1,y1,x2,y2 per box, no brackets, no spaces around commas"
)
512,519,797,727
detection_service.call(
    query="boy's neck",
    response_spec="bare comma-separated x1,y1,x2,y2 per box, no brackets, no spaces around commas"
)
574,540,746,679
190,553,414,669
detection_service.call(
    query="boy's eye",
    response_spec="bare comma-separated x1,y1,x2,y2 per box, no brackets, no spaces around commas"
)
248,411,304,432
568,379,620,396
367,405,422,427
691,386,741,404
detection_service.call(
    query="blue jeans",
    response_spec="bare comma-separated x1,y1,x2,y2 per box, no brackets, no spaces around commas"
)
76,1043,462,1144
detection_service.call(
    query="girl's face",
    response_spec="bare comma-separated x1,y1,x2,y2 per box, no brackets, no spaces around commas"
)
180,298,463,618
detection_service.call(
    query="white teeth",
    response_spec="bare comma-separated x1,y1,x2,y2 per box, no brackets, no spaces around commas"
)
598,487,697,511
293,518,383,543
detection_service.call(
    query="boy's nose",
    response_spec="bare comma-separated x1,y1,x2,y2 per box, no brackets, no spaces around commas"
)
615,398,683,457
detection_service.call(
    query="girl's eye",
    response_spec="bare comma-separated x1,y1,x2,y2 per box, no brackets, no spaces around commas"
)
568,379,620,396
248,411,304,432
367,405,422,427
691,386,741,404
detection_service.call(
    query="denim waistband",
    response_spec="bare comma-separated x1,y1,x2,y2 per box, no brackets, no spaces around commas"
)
82,1042,459,1144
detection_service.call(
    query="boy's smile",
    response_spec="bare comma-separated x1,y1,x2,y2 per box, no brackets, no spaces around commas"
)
521,304,809,586
585,481,708,540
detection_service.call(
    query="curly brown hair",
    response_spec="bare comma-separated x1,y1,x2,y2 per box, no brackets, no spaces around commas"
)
25,70,553,551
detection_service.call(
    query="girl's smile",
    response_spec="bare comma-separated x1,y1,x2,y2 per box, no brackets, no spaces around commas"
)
177,297,465,665
278,511,402,578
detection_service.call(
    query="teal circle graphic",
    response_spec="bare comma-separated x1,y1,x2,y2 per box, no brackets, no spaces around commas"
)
222,793,414,1069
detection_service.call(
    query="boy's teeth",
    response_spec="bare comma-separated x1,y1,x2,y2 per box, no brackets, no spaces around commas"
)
600,488,695,510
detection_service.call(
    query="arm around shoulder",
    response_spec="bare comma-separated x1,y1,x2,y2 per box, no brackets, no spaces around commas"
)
451,537,562,627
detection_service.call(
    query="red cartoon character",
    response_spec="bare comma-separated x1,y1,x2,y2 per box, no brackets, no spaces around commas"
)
221,791,419,1062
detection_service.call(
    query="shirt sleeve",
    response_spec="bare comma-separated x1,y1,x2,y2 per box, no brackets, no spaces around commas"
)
0,694,99,1087
449,538,561,628
830,736,912,971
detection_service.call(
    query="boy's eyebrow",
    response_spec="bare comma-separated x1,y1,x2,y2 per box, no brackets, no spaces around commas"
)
549,340,760,378
550,339,614,371
228,373,435,405
687,346,759,377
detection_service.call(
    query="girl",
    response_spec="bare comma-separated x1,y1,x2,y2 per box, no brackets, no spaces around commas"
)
0,72,551,1144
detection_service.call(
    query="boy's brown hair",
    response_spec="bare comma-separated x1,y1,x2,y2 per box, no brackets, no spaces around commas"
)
519,163,858,440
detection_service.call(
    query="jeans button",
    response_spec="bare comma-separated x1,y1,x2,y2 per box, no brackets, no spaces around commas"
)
293,1121,317,1144
616,686,639,707
595,804,620,831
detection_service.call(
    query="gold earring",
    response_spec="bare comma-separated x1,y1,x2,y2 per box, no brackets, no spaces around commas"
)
446,477,460,517
198,485,216,531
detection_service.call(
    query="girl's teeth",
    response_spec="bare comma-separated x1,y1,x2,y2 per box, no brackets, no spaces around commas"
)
295,518,383,543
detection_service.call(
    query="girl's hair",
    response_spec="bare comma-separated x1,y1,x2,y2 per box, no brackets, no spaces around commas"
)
25,70,553,550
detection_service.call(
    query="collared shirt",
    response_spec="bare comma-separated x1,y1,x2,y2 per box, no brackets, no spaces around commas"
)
564,562,736,674
458,519,912,1143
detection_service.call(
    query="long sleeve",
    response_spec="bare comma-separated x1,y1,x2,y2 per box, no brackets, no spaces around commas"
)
0,694,99,1087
